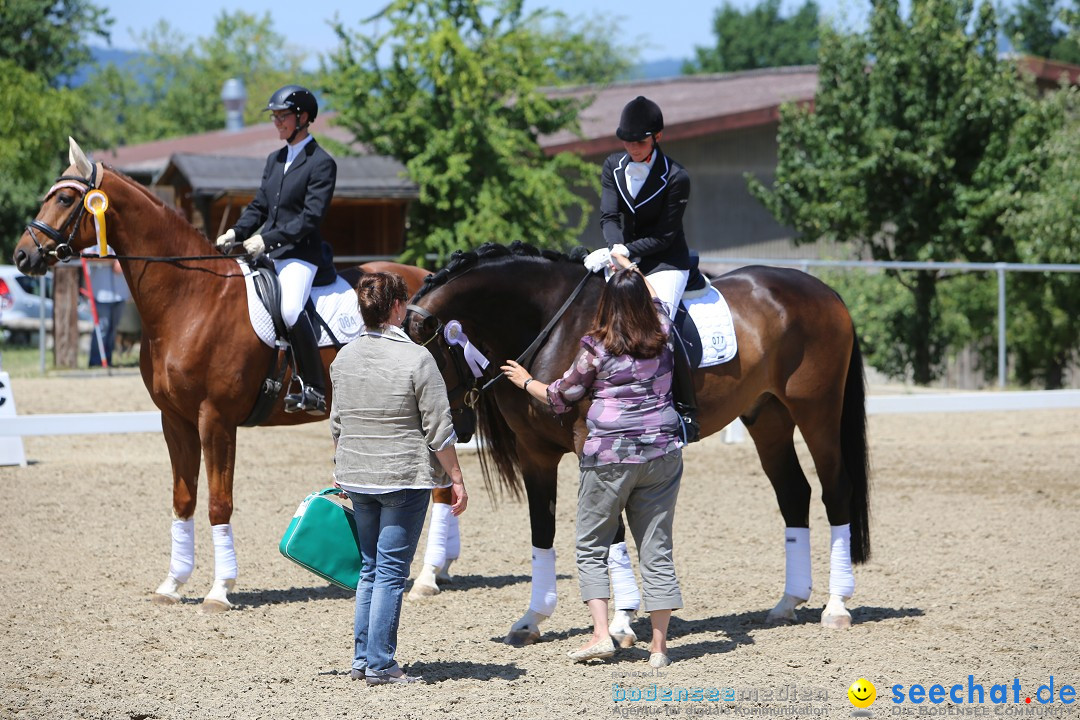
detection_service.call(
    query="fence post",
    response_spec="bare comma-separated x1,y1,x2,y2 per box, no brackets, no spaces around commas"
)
997,263,1006,388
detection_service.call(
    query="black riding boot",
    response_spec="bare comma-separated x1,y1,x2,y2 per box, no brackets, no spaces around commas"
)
671,327,700,444
284,313,326,415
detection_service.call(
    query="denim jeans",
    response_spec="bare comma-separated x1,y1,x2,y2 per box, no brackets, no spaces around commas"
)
346,489,429,676
89,301,125,367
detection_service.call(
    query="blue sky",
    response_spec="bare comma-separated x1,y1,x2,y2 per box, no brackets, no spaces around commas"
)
95,0,872,66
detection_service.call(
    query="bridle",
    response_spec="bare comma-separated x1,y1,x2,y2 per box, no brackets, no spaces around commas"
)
25,163,102,262
24,165,245,265
405,304,485,410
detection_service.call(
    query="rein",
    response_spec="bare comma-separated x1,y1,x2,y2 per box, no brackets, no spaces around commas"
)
27,165,246,265
407,267,594,405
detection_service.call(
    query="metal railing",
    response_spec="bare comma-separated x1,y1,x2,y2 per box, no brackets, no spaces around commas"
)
699,257,1080,388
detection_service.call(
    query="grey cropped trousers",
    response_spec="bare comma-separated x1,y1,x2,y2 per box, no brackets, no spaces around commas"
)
576,450,683,612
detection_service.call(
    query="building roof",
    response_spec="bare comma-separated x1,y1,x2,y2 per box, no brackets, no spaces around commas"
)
539,66,819,156
158,153,417,200
94,111,362,176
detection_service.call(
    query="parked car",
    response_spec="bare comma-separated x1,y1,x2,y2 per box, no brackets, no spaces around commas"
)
0,264,93,344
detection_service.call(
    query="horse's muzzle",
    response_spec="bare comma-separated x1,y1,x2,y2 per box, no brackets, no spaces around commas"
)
13,245,49,276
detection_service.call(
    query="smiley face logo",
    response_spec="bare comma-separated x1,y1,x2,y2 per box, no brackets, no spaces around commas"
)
848,678,877,709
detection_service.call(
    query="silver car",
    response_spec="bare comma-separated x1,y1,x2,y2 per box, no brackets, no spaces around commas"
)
0,264,93,344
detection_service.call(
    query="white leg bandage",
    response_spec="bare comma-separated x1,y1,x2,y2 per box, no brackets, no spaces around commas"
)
168,518,196,583
211,523,238,582
422,501,452,570
445,509,460,560
829,524,855,598
784,527,812,601
608,542,641,611
529,546,558,617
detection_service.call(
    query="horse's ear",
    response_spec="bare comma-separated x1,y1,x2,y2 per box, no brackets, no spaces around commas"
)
68,137,93,177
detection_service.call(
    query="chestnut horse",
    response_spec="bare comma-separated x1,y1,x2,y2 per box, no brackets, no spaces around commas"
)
406,243,870,643
13,138,431,611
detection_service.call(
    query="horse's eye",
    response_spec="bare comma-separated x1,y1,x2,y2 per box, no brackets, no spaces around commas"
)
56,193,74,207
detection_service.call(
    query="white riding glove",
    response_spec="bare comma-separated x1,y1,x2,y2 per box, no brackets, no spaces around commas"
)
243,234,266,257
610,243,629,259
583,248,611,273
215,228,236,249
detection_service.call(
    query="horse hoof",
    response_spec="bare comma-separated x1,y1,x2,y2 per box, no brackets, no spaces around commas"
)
407,583,440,600
821,613,851,629
199,598,232,614
151,592,180,606
504,629,540,646
611,631,638,648
765,608,797,624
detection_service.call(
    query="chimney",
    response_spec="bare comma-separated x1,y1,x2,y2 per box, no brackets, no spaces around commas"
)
221,78,247,132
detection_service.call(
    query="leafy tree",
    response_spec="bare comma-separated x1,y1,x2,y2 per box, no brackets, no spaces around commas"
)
0,0,111,86
1004,0,1080,64
999,100,1080,388
0,0,110,259
750,0,1052,384
81,11,313,145
686,0,821,74
323,0,630,264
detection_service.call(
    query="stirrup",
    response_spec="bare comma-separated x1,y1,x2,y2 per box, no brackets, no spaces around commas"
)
678,405,700,444
284,386,326,415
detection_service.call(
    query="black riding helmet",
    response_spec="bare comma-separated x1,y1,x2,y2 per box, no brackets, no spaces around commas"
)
267,85,318,123
616,96,663,142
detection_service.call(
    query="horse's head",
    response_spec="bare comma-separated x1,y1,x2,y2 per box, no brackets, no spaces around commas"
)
404,299,481,444
14,138,106,275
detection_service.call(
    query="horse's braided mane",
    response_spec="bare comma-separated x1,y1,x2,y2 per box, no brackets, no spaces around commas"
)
413,241,591,301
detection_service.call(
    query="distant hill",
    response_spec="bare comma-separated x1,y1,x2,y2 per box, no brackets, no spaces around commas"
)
623,58,686,81
67,47,144,87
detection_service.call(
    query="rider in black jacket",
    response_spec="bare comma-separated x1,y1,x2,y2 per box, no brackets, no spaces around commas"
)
217,85,337,415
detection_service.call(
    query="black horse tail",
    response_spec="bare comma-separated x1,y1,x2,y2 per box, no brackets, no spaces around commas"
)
475,390,525,500
843,329,872,563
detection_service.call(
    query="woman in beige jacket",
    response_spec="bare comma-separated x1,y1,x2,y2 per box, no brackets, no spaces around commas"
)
330,271,467,685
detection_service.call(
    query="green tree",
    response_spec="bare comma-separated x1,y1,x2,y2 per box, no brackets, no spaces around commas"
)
0,0,110,259
750,0,1050,384
999,101,1080,388
0,0,111,86
686,0,821,74
1004,0,1080,64
81,11,312,146
323,0,629,264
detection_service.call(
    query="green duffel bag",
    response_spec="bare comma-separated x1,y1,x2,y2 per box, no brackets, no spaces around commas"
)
279,488,363,590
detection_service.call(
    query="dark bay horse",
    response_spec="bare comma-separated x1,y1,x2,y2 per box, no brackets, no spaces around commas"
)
13,138,431,611
407,242,870,643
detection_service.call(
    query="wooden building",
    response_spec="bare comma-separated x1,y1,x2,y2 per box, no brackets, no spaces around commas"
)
94,112,417,261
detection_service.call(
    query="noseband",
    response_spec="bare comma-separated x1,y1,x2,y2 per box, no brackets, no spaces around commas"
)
25,164,101,262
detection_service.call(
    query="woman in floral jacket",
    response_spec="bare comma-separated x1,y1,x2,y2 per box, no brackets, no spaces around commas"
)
502,252,684,669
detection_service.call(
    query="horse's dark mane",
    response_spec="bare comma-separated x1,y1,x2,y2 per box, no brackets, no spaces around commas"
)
413,241,589,301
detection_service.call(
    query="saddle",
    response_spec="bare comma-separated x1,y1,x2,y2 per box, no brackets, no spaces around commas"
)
241,256,343,426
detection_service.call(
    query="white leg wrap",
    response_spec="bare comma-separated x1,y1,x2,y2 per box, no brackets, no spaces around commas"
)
445,509,460,560
422,501,452,569
168,518,196,583
784,527,812,601
211,523,238,582
608,542,641,611
529,546,558,617
829,524,855,598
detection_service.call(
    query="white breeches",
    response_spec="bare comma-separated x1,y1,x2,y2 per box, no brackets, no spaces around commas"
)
274,257,317,328
646,269,689,319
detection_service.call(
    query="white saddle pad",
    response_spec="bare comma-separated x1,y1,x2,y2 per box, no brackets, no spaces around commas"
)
683,285,737,367
239,260,364,348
